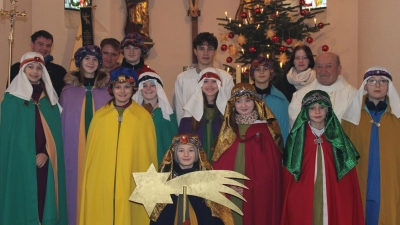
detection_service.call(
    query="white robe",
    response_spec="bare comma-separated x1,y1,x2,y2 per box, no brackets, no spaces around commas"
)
172,68,234,124
288,76,357,128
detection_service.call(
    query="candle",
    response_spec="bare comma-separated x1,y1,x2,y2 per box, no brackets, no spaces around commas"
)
256,24,260,29
225,11,228,17
280,62,283,68
239,24,242,28
241,48,244,54
266,53,270,59
314,18,317,25
261,8,264,14
308,7,311,12
236,65,241,84
228,17,232,23
276,11,279,17
226,67,230,73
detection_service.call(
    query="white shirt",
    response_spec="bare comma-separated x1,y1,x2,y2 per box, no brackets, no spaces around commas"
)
173,68,234,124
288,76,357,128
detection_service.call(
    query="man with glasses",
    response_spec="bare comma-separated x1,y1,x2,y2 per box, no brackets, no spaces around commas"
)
288,52,357,127
342,67,400,225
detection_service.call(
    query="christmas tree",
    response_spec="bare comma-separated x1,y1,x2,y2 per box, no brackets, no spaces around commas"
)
217,0,329,83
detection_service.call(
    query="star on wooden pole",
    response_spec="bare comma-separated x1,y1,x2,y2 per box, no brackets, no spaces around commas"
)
0,0,26,86
130,164,249,217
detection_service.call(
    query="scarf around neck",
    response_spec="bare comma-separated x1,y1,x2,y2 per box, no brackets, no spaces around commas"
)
235,110,258,124
287,67,316,90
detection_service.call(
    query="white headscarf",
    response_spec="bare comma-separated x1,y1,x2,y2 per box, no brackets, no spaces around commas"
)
182,67,228,121
342,66,400,125
132,72,174,121
6,52,58,106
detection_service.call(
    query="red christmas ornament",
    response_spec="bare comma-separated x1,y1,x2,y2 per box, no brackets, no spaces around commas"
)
279,45,287,52
228,32,234,38
221,44,228,51
306,37,313,44
240,12,248,19
285,37,293,45
318,22,324,29
300,10,307,16
226,57,233,63
299,0,305,5
249,47,256,53
322,45,329,52
271,35,280,43
254,8,261,14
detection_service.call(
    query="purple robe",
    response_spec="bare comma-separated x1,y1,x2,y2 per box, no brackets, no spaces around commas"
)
59,84,111,225
178,116,223,146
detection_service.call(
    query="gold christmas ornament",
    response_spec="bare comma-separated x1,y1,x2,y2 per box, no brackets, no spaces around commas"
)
292,39,303,48
278,52,289,64
237,34,247,46
228,44,239,57
287,13,294,21
219,32,229,42
265,27,276,39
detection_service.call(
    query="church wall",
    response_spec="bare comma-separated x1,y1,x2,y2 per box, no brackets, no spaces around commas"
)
1,0,399,101
358,1,400,90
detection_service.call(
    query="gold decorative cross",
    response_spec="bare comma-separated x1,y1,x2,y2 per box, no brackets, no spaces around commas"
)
1,0,26,86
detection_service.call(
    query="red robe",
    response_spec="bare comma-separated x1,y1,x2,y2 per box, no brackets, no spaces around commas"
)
213,122,282,225
281,125,364,225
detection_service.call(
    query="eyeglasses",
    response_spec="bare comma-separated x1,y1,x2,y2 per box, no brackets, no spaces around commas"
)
366,79,389,86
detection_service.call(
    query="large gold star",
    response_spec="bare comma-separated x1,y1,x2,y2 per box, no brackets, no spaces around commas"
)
129,164,173,216
130,164,249,217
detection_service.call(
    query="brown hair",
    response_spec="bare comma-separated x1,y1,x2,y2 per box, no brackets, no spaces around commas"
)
190,92,222,131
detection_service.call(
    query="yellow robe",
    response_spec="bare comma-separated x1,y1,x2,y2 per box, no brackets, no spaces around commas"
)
79,101,158,225
342,98,400,224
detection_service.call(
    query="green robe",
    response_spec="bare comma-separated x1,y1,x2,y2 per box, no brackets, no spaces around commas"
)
152,108,178,164
0,93,68,225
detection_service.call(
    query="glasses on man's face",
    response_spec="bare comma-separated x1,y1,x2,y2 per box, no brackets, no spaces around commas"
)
367,79,389,86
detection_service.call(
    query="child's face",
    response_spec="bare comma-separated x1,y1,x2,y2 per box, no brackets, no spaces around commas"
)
364,76,389,103
201,78,219,99
24,62,43,84
176,144,196,169
113,82,133,106
308,103,327,125
253,66,271,84
81,55,99,75
293,49,310,72
235,96,255,115
141,80,157,101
